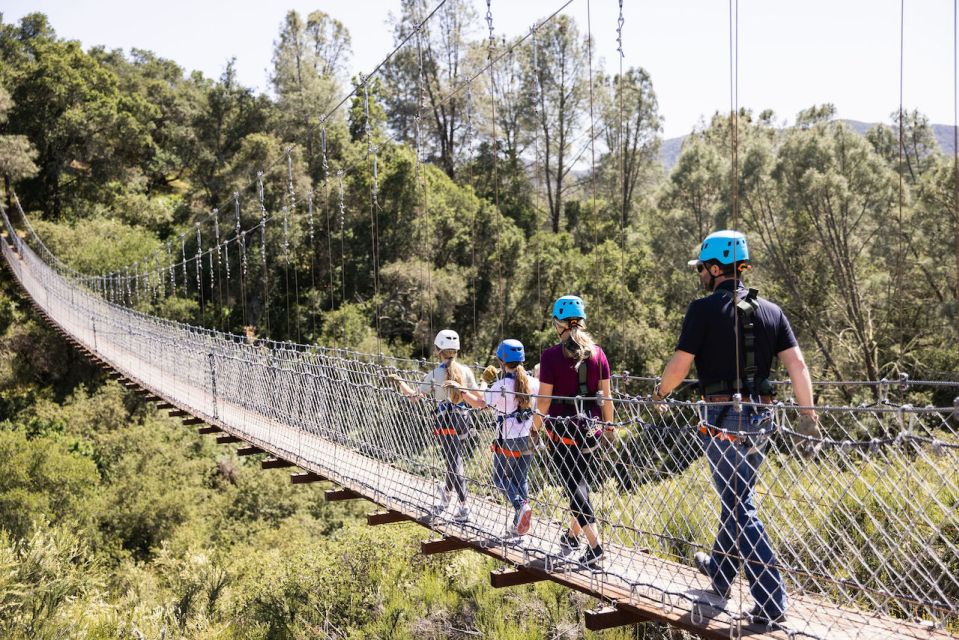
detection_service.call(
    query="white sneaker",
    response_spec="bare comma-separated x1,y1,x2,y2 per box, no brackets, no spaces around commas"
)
515,501,532,535
432,486,450,516
453,504,469,523
506,522,520,537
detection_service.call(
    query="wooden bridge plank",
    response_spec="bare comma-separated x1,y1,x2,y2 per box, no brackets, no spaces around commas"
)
261,458,295,470
421,537,472,555
367,510,414,526
585,606,647,631
237,446,263,456
324,487,362,502
290,472,324,483
490,566,546,589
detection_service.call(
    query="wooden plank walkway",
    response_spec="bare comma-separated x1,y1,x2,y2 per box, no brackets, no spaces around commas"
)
3,238,953,640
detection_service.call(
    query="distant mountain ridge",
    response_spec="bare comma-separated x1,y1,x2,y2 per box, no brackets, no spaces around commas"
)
659,120,959,170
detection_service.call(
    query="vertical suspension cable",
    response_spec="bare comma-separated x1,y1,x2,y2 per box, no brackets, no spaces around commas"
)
154,254,161,303
466,84,478,343
363,76,382,351
727,0,747,612
168,242,175,298
132,263,139,306
282,204,292,338
208,245,215,318
214,207,223,325
235,192,248,329
954,0,959,346
321,126,335,317
415,8,433,354
195,223,204,312
897,0,906,362
240,229,249,329
617,0,627,333
531,23,545,320
257,171,270,335
337,170,347,305
486,0,505,344
224,227,231,321
586,0,598,238
181,234,188,299
286,149,301,343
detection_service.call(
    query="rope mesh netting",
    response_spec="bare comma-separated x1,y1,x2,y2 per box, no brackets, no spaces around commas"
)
3,202,959,640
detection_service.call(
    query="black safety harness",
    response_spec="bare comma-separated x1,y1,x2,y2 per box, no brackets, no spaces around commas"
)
700,286,776,445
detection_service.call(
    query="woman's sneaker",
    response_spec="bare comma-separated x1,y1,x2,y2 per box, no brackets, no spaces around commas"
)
579,544,604,568
558,529,580,553
452,503,469,523
431,486,450,516
516,502,532,535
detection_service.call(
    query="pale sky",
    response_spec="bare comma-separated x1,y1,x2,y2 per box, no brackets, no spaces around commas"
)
3,0,956,139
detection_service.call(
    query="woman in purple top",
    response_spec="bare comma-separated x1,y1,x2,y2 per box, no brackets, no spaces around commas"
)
532,295,613,568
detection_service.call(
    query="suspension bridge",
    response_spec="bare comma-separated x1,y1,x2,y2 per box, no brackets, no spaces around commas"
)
2,0,959,638
4,192,959,640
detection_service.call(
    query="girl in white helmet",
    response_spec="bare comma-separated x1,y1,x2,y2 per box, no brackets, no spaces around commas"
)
390,329,477,522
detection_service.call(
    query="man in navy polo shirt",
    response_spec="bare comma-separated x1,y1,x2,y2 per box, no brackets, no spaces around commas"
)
652,230,819,625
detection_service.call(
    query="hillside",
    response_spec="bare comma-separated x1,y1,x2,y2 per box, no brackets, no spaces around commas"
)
659,119,958,169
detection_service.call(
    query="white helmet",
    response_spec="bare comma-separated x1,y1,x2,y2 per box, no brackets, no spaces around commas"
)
434,329,460,351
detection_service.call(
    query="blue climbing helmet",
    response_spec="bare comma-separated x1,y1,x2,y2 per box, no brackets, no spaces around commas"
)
496,339,525,364
552,295,586,320
687,230,750,266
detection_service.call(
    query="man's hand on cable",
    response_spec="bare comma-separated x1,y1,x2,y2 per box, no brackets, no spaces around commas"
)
652,383,671,415
792,412,821,457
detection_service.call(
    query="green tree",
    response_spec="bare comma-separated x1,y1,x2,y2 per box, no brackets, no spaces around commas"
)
382,0,477,178
190,61,274,209
0,85,38,205
272,10,351,180
0,14,153,217
598,67,662,227
522,15,590,232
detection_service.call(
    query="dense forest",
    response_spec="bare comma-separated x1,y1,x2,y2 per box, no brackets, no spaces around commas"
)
0,2,957,638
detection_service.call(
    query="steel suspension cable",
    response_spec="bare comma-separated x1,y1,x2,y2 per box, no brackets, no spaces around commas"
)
955,0,959,347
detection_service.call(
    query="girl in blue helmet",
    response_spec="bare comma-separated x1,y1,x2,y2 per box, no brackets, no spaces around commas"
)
389,329,477,523
450,339,539,537
531,295,613,568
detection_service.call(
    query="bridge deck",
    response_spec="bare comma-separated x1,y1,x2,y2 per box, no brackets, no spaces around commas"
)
4,238,953,640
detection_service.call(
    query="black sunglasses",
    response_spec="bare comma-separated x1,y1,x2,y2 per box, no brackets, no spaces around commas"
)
696,263,707,273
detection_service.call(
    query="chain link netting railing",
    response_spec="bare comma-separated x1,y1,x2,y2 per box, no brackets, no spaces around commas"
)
3,205,958,640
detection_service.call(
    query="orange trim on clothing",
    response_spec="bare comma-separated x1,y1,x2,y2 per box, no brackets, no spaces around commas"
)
546,430,577,446
698,425,738,443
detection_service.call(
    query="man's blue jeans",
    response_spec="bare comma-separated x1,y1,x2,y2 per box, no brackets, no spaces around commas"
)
700,406,786,618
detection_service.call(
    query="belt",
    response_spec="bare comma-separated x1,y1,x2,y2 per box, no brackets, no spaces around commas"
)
545,430,577,446
705,394,774,404
698,425,739,442
491,443,527,458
